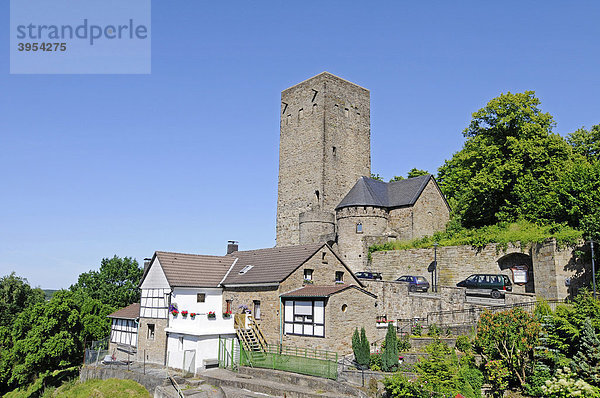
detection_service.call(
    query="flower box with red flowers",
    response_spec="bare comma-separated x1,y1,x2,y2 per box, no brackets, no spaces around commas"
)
207,311,216,319
181,310,188,317
171,309,179,317
223,311,232,318
190,313,196,319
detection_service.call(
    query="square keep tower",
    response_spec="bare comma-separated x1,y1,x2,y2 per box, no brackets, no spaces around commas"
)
276,72,371,246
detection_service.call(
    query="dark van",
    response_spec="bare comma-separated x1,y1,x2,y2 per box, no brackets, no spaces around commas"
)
456,274,512,299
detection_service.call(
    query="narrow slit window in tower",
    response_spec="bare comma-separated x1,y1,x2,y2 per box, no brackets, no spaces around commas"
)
356,223,363,234
315,190,320,203
332,146,337,156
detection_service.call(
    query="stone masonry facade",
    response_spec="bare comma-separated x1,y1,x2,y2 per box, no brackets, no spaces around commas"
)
222,245,366,352
337,178,451,273
276,72,371,247
282,287,378,354
369,239,590,300
137,318,168,365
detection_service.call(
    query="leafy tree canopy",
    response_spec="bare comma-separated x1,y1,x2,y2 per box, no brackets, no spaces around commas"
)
0,273,44,328
438,91,574,228
406,168,429,178
568,124,600,161
70,255,142,309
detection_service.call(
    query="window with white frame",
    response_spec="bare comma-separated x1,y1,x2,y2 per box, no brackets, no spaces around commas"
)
303,269,313,281
253,300,261,319
283,300,325,337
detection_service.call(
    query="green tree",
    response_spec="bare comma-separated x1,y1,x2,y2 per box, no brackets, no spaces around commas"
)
352,327,370,368
70,255,142,309
438,91,573,228
567,124,600,161
555,159,600,241
0,273,45,328
407,168,429,178
370,173,384,181
5,290,85,390
572,318,600,386
381,322,398,372
474,307,540,388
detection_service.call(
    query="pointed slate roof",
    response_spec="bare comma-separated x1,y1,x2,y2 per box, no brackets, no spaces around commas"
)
336,174,434,210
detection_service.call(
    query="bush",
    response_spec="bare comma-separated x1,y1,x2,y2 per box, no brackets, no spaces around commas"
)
455,335,472,353
369,352,382,371
412,323,422,336
398,333,411,352
541,367,600,398
427,323,442,337
352,327,370,368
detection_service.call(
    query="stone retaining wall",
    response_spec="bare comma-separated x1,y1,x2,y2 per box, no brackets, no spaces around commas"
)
369,239,590,300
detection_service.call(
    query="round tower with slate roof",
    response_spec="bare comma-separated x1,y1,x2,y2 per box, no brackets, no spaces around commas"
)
276,72,371,247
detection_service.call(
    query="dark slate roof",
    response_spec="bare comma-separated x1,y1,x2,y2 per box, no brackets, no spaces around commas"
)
221,244,324,285
154,251,236,288
336,175,433,210
280,284,376,298
108,303,140,320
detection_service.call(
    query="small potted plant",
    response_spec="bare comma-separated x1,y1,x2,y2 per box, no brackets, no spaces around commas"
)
303,278,314,285
238,304,249,314
207,311,216,319
181,310,188,318
171,309,179,317
223,310,232,318
190,313,196,319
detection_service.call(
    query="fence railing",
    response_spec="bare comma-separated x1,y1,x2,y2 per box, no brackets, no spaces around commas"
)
239,343,338,380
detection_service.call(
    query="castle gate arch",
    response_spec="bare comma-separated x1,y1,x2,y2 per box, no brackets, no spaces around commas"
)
497,252,534,293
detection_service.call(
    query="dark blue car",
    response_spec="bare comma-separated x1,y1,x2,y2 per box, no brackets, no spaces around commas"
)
396,275,430,292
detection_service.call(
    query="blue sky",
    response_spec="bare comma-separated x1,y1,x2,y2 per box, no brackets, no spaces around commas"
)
1,1,599,289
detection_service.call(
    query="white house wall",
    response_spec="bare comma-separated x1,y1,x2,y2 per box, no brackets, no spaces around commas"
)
167,287,234,336
140,258,171,319
166,333,236,374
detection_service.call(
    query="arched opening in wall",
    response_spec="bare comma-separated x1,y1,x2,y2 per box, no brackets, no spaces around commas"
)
497,253,534,293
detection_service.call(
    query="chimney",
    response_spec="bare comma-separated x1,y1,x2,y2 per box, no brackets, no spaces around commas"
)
227,240,239,255
143,258,152,273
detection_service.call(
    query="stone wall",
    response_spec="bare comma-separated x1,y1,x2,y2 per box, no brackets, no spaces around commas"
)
362,281,536,329
369,240,589,300
223,246,362,345
137,318,168,365
80,366,160,394
336,206,389,272
282,287,377,355
276,72,371,247
406,178,450,239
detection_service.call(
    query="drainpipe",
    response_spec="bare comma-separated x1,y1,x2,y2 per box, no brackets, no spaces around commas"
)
279,296,283,348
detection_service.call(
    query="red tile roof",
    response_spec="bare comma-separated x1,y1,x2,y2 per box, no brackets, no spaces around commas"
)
108,303,140,319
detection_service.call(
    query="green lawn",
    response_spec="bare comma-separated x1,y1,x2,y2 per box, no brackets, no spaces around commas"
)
41,378,150,398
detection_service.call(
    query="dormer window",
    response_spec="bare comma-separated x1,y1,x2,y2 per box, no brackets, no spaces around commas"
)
304,269,313,281
239,265,254,275
356,223,363,234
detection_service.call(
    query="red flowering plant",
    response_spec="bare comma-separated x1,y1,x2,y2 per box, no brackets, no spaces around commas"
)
223,310,232,318
169,304,179,316
207,311,216,319
190,313,196,319
181,310,188,317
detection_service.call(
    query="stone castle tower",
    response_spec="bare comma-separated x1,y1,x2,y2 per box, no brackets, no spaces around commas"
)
276,72,371,247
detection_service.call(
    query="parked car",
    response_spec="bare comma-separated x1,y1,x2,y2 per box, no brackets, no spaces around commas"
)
456,274,512,299
354,271,382,280
396,275,430,292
